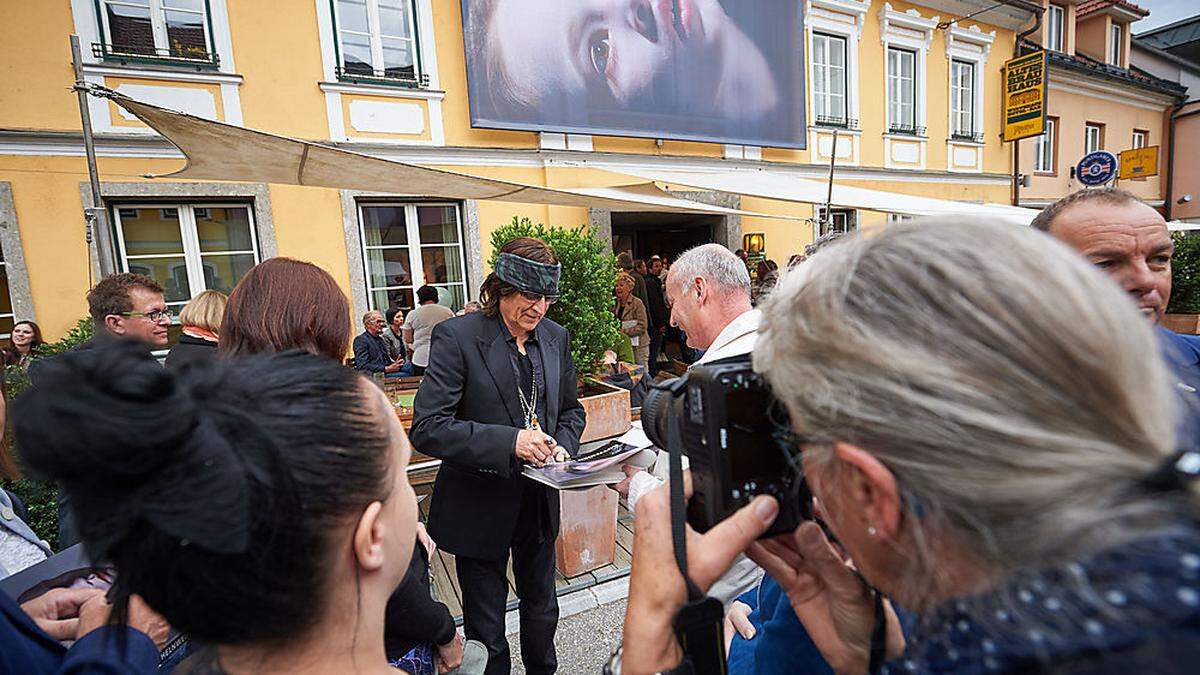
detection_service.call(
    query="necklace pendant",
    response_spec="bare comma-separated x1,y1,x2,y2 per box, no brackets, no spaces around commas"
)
530,413,541,432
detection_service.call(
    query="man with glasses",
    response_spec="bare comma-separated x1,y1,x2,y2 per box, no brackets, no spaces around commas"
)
29,273,170,547
411,237,586,675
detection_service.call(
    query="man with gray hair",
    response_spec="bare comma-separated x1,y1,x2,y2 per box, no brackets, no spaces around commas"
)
613,242,762,606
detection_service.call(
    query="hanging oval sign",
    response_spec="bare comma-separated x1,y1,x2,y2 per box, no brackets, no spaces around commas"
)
1076,151,1119,186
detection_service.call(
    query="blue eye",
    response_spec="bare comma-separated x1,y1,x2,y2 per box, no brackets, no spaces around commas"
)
590,32,611,75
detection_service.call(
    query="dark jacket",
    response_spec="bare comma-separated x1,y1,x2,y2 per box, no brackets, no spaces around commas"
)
0,590,158,674
409,312,587,559
164,333,218,371
642,273,669,330
384,539,456,660
353,330,393,373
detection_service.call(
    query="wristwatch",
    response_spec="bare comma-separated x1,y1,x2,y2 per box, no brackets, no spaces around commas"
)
603,645,696,675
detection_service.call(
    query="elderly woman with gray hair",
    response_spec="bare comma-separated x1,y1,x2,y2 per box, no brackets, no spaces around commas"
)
617,221,1200,674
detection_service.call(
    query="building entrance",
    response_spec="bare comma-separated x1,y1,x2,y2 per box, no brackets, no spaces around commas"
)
610,212,723,262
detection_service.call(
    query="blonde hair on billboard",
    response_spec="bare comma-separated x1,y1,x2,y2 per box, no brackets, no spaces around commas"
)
464,0,540,118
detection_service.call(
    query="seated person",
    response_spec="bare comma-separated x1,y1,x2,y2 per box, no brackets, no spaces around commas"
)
354,310,406,376
14,343,436,673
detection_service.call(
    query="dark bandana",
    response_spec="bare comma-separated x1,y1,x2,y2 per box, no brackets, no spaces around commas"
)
495,252,561,297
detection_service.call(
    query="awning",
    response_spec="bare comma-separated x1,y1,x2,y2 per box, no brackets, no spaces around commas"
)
102,90,801,221
619,168,1039,225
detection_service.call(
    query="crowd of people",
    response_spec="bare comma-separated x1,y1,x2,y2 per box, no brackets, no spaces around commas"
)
0,187,1197,675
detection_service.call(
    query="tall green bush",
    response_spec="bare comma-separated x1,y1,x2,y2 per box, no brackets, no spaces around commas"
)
1168,232,1200,315
1,317,95,549
489,217,619,375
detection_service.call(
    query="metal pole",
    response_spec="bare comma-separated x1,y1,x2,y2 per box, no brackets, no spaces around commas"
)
822,128,838,236
71,34,116,278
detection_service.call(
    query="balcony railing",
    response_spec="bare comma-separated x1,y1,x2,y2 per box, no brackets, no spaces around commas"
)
92,42,219,69
814,115,860,131
888,123,927,137
335,65,429,89
950,131,985,143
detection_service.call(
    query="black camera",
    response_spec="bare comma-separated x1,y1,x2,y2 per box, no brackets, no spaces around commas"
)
641,355,808,538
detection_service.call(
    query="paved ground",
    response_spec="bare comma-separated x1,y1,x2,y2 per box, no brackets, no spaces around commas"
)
506,598,627,674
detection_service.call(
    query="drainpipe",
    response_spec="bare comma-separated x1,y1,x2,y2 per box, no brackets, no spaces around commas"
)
1165,102,1200,221
1012,10,1044,207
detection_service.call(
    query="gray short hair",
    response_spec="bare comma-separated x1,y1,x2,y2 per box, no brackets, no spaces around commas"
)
756,221,1186,602
1029,188,1142,232
669,244,751,300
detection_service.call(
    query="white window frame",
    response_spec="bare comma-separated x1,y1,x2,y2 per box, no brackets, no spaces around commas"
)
950,59,975,137
98,0,215,61
1109,23,1123,66
812,32,850,124
357,202,469,312
333,0,421,82
1047,4,1065,52
1035,118,1056,173
887,46,918,131
112,203,261,310
879,4,936,137
814,207,858,237
1085,123,1104,154
1132,130,1147,149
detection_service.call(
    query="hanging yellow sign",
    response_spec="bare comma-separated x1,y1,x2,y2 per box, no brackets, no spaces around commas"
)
1119,146,1159,179
1003,51,1047,142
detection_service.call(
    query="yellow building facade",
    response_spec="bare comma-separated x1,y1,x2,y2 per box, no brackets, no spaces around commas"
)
0,0,1039,341
1016,0,1185,208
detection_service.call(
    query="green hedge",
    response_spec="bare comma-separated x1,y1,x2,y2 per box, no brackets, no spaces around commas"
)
1168,232,1200,315
1,317,95,550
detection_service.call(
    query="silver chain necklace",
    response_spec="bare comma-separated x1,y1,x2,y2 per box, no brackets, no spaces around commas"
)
516,357,539,430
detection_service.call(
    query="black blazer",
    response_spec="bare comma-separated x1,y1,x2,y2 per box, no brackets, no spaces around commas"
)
409,312,587,559
164,333,217,370
353,330,392,373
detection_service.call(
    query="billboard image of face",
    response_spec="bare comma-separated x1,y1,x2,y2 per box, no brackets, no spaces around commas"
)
461,0,807,148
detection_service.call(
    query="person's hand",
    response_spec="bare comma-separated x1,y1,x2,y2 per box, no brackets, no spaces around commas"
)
621,478,779,674
436,631,465,673
725,599,756,644
77,593,172,649
515,429,555,466
416,521,437,559
747,522,905,674
551,446,570,463
20,588,104,641
384,362,402,374
610,464,643,498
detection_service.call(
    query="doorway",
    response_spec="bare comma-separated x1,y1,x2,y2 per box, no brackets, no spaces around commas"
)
610,212,723,261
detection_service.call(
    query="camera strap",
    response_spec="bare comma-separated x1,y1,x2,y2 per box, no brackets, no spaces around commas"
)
666,423,726,675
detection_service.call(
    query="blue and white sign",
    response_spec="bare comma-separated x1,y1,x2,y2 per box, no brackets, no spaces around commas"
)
1076,151,1119,186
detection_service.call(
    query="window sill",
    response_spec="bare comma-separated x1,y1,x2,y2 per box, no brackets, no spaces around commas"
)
884,132,929,141
948,136,986,147
319,80,445,100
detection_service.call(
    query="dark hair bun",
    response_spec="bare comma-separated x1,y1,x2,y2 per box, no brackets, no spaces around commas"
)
17,341,195,486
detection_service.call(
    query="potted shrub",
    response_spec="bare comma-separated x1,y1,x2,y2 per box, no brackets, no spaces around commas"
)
1165,232,1200,335
489,217,630,442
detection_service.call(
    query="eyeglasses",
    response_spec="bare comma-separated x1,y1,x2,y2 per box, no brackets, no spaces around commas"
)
519,291,558,305
121,309,173,323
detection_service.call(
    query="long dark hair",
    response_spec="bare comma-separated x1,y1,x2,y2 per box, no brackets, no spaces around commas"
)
13,342,393,645
219,258,350,361
3,320,43,365
480,237,556,317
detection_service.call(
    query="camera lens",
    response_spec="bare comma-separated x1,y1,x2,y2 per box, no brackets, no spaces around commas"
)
641,377,683,451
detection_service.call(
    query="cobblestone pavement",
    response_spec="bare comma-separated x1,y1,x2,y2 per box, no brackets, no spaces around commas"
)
507,598,627,674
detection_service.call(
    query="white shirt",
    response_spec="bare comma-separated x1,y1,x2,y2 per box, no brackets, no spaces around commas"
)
403,303,456,367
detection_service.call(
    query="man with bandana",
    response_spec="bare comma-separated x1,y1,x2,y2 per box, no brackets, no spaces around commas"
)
411,237,587,675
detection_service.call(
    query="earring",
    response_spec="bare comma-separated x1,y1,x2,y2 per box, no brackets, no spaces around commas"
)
867,526,877,536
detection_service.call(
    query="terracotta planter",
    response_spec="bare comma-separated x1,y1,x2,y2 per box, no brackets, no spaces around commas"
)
578,378,632,443
556,485,619,577
1164,314,1200,335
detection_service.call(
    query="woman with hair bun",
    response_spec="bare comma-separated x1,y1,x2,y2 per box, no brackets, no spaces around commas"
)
14,342,418,674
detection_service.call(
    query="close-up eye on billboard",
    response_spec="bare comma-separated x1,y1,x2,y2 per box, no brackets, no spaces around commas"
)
461,0,807,148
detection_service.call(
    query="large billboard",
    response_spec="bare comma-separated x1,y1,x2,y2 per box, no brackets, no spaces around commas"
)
461,0,807,148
